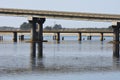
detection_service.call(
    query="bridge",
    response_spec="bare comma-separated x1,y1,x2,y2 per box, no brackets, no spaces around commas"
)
0,30,113,33
0,8,119,58
0,29,113,41
0,8,120,22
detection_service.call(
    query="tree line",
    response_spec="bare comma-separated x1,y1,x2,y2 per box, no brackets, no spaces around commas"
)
0,22,113,30
20,22,62,30
20,22,113,30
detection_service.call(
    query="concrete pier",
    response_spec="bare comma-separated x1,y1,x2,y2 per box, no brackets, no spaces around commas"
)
13,32,17,42
19,35,24,41
0,36,3,41
78,32,82,41
28,17,45,58
53,34,57,40
100,33,104,41
87,35,92,40
89,35,92,40
29,18,38,42
112,22,120,58
56,32,60,42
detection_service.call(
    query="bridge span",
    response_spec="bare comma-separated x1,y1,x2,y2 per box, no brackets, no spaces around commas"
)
0,29,113,42
0,8,120,22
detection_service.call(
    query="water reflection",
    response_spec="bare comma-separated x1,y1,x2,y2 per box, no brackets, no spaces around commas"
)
78,41,82,44
29,40,120,72
30,42,45,70
30,57,45,71
29,40,120,73
29,56,120,73
1,39,120,75
113,58,120,70
30,42,36,58
113,43,119,58
100,41,104,50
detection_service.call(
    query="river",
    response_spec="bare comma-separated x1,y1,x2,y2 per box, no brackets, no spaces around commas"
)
0,36,120,80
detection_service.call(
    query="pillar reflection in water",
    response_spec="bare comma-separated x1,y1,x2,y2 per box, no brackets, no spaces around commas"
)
113,43,119,58
30,42,36,58
30,47,45,70
113,58,120,70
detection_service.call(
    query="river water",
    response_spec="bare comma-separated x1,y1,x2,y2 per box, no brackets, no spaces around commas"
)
0,36,120,80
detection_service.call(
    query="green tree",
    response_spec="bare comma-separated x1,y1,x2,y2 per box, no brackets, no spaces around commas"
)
53,24,62,30
108,25,112,29
44,26,52,30
20,22,31,30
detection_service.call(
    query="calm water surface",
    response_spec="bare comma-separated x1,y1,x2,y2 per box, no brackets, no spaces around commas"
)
0,36,120,80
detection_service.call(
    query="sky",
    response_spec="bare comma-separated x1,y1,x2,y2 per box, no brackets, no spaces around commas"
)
0,0,119,28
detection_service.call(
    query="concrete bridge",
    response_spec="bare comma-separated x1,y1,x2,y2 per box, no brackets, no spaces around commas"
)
0,8,120,22
0,30,113,33
0,29,113,42
0,8,119,58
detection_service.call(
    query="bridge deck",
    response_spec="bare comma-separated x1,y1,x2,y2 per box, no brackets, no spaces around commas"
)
0,30,113,33
0,8,120,22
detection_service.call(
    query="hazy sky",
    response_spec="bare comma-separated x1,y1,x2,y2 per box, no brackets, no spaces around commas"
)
0,0,119,28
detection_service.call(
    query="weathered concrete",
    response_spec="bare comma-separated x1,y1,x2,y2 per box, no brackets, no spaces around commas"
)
78,32,82,41
13,32,17,42
29,18,38,42
100,33,104,41
19,35,24,41
87,35,92,40
112,26,119,43
56,32,60,43
0,36,3,41
28,17,46,58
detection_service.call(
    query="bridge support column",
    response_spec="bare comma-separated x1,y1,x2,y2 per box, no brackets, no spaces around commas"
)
29,17,46,58
89,35,92,40
53,34,57,40
112,22,120,58
87,35,92,40
13,32,17,42
29,17,38,58
37,18,45,58
78,32,82,41
19,35,24,41
100,33,104,41
56,32,60,43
